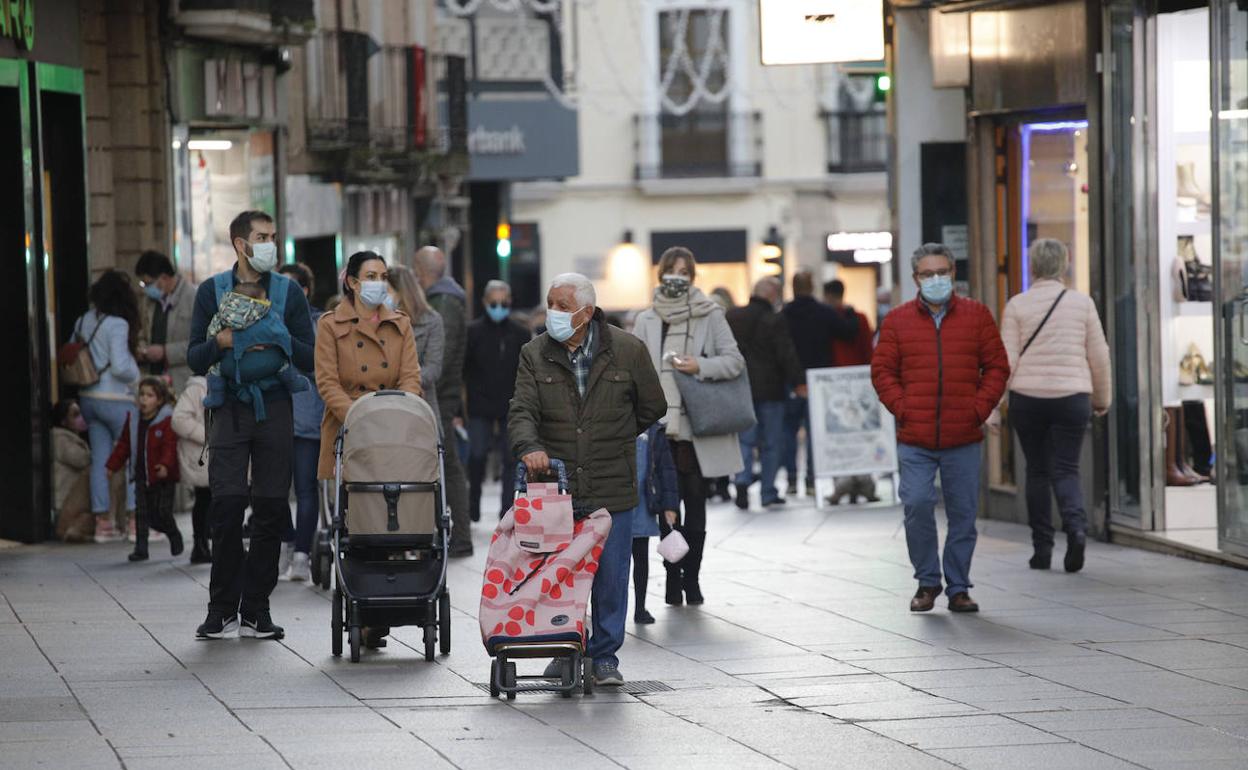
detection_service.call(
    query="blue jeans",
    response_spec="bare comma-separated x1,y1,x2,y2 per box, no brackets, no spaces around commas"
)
897,442,981,597
782,396,813,487
80,396,135,514
283,437,321,553
735,400,787,503
587,510,633,668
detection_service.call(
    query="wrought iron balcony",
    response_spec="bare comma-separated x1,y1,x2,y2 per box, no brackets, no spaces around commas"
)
633,112,762,180
823,110,888,174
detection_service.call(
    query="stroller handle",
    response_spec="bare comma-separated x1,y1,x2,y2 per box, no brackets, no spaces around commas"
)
515,459,569,494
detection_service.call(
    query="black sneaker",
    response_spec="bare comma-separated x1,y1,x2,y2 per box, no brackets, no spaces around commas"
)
734,484,750,510
196,612,239,639
240,611,285,640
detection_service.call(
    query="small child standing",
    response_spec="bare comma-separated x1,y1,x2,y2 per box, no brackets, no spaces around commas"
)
107,377,183,562
629,422,680,624
202,282,307,418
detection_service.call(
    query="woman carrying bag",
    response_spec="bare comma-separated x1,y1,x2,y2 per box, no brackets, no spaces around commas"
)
998,238,1111,573
632,247,746,606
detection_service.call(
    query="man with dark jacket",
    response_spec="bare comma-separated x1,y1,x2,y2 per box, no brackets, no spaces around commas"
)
464,279,530,521
415,246,473,557
781,270,858,496
510,273,666,687
726,277,805,509
872,243,1009,614
187,210,315,641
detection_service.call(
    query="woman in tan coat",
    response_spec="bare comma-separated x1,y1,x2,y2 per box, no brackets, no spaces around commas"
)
1000,238,1111,574
315,251,422,480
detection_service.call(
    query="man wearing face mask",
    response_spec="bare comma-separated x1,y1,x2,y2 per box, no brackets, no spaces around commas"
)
509,273,666,687
871,243,1009,614
135,250,197,394
187,210,316,641
464,280,531,522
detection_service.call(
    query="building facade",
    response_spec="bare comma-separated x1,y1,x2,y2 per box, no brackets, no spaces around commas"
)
895,0,1248,566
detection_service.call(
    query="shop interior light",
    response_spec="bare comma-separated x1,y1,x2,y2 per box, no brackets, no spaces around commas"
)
186,139,233,151
1019,119,1089,290
759,244,782,260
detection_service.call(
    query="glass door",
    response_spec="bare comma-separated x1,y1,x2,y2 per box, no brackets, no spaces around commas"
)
1213,0,1248,556
1103,0,1161,530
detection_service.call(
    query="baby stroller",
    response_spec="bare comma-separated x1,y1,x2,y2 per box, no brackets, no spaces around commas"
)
480,460,613,699
329,390,451,663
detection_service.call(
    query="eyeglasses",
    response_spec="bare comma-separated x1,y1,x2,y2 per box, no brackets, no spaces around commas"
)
915,269,953,280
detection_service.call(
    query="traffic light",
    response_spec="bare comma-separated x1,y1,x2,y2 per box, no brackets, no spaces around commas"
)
761,225,784,285
496,222,511,260
874,72,890,103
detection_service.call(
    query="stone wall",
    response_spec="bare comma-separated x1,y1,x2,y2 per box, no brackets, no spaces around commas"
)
81,0,168,276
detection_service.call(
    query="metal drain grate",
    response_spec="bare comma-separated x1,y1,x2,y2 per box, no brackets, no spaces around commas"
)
474,680,674,695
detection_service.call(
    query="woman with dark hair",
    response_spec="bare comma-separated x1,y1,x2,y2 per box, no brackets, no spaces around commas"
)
387,265,445,419
76,270,142,542
315,251,422,650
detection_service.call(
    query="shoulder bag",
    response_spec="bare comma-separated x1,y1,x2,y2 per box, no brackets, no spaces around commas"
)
58,316,111,387
671,308,757,437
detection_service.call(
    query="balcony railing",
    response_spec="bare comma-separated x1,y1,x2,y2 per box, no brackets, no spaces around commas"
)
823,110,887,173
633,111,762,180
173,0,314,43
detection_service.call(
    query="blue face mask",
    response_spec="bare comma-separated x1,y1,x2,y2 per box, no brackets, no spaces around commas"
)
486,304,510,323
546,306,585,343
357,280,389,308
143,283,163,302
919,275,953,305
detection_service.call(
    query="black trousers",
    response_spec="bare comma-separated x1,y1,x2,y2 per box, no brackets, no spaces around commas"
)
206,399,294,617
191,486,211,542
1010,392,1091,549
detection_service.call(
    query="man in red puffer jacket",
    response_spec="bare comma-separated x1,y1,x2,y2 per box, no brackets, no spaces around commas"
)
872,243,1009,615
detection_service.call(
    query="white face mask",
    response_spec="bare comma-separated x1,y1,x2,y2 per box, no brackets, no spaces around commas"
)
247,241,279,273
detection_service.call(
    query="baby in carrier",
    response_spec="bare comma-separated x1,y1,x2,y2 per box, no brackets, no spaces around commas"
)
202,282,307,419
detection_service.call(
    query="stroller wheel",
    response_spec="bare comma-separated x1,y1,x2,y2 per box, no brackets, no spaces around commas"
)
331,588,343,657
349,626,361,663
318,549,332,591
423,626,436,662
489,660,500,698
438,592,451,655
582,656,594,695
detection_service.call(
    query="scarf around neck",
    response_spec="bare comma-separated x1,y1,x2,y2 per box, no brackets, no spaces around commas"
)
651,286,718,325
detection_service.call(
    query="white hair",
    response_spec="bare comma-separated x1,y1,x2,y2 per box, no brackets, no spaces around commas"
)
549,272,596,307
482,279,511,298
911,243,957,274
1028,238,1069,281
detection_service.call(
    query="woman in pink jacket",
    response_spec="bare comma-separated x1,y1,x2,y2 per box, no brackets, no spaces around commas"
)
1000,239,1111,574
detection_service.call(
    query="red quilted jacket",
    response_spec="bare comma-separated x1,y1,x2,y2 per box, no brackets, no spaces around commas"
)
106,407,180,485
871,295,1010,450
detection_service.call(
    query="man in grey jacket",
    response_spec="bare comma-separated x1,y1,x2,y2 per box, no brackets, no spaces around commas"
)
415,246,473,557
135,250,196,393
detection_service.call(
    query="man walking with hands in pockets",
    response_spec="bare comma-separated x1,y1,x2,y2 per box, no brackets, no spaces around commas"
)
871,243,1009,614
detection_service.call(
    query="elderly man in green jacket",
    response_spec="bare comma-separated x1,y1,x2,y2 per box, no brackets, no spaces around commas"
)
509,272,667,687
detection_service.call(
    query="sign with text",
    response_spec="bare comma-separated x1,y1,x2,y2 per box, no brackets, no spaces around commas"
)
807,365,897,477
759,0,884,66
439,95,579,181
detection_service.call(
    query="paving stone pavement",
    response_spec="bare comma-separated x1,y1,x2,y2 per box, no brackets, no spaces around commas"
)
3,493,1248,769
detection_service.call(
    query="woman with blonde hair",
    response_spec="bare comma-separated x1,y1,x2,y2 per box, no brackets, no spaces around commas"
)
387,265,445,419
999,238,1111,574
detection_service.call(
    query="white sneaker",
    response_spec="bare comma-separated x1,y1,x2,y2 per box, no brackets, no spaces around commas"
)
286,552,311,582
278,542,294,576
93,517,124,543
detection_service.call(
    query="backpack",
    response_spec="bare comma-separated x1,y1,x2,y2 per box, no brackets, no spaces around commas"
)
58,314,111,387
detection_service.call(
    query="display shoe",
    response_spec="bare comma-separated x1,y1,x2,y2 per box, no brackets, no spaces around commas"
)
1165,407,1196,486
1184,400,1214,478
1183,344,1215,385
1236,428,1248,486
1179,352,1198,386
1179,235,1199,262
1177,161,1212,211
1172,405,1209,484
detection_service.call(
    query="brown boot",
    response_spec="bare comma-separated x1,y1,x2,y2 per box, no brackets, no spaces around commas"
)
1174,408,1208,483
1166,408,1196,486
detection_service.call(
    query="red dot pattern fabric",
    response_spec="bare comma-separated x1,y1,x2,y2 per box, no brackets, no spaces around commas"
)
478,494,613,653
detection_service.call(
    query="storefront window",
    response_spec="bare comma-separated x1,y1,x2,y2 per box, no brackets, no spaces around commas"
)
1214,0,1248,555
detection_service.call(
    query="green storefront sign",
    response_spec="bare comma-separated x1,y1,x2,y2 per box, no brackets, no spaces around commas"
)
0,0,35,51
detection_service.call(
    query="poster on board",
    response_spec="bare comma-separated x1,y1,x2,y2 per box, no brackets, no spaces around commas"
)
807,365,897,478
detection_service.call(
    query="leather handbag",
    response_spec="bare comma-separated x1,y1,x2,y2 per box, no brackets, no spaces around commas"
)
58,316,110,387
672,368,757,437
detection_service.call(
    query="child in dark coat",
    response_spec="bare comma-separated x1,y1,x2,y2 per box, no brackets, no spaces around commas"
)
628,422,680,624
107,377,183,562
